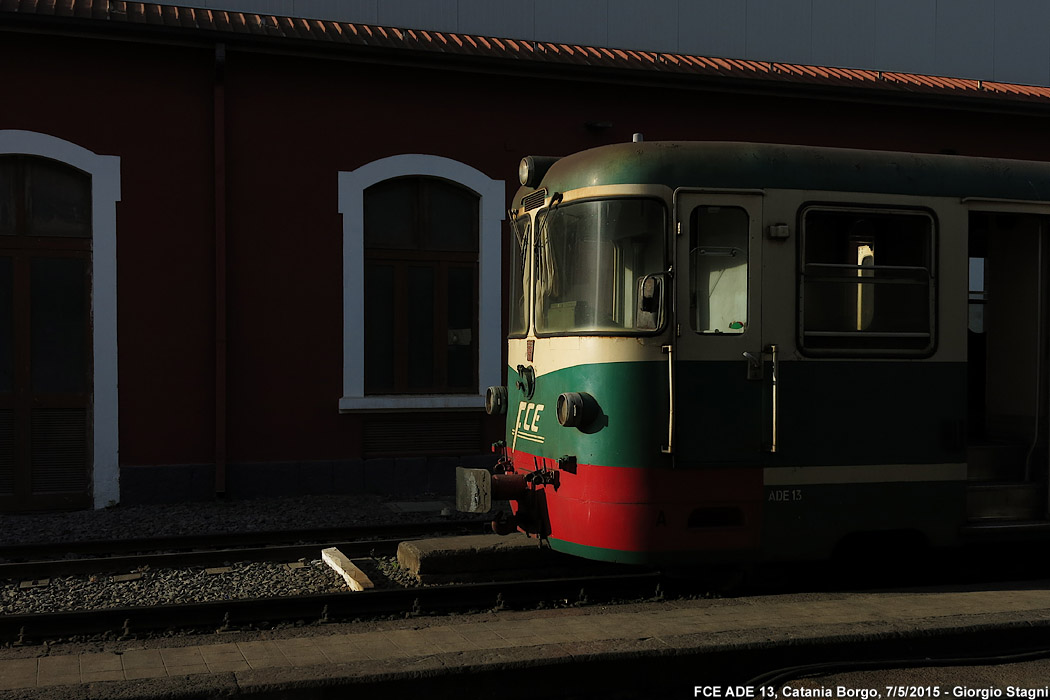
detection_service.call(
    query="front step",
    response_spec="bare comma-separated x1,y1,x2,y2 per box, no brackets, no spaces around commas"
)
966,482,1046,522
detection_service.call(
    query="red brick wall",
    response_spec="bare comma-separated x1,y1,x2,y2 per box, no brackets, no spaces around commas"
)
5,26,1050,474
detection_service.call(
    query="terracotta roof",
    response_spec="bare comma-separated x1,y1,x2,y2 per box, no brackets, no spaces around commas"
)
4,0,1050,106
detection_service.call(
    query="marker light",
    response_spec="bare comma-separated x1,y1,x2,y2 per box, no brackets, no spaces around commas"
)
485,385,508,415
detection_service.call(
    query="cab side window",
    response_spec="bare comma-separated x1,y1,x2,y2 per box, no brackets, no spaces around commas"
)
689,206,749,334
800,207,934,355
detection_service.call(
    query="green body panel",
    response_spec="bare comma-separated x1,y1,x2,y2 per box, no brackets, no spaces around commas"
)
674,360,763,464
675,359,968,467
775,360,968,466
508,359,967,468
514,142,1050,207
506,361,669,469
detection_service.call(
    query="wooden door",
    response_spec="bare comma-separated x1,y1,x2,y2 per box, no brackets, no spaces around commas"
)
0,156,92,511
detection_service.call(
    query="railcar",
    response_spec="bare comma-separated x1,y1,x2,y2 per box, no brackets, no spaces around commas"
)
457,140,1050,566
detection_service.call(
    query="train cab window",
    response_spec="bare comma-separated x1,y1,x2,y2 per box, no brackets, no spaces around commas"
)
509,215,530,337
535,198,665,335
800,207,934,355
689,206,748,334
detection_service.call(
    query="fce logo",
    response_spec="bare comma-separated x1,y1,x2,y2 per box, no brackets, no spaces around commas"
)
515,401,544,433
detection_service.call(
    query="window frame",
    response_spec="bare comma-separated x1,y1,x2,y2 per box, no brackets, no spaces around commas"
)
362,176,480,396
0,131,120,509
532,195,669,338
507,213,531,339
688,204,751,336
797,203,937,357
338,155,504,412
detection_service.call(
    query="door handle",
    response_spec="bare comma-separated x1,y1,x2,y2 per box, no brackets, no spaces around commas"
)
766,344,778,454
745,347,779,452
743,351,762,381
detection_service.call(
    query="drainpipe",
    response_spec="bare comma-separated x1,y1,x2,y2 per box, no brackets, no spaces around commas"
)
214,42,228,495
1028,226,1044,484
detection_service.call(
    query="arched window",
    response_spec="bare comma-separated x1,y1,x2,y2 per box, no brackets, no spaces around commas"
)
363,176,479,395
0,155,93,510
338,154,504,413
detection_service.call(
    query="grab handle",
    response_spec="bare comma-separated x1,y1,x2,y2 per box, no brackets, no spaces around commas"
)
767,344,778,453
662,344,673,454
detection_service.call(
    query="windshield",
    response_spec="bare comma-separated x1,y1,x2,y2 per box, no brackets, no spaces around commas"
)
536,198,665,334
509,214,530,337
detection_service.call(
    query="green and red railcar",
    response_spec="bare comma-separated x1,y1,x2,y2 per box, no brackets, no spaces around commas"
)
459,140,1050,566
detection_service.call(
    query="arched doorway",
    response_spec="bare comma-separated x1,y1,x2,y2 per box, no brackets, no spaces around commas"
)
0,155,92,510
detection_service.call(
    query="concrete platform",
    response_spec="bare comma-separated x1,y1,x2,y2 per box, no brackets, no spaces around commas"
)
4,581,1050,699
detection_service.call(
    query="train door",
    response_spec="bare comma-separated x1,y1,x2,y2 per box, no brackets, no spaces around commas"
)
673,192,766,464
967,209,1050,491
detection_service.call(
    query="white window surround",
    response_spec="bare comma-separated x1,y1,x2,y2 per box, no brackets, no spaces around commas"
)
338,154,504,411
0,130,121,509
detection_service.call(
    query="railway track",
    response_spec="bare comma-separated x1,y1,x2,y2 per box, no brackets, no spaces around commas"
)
0,520,664,644
0,570,664,644
0,539,408,581
0,520,490,563
0,520,494,581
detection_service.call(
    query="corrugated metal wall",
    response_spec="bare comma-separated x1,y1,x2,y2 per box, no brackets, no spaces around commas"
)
148,0,1050,88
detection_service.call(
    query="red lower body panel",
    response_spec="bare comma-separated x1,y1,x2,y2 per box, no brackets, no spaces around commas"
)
509,451,763,561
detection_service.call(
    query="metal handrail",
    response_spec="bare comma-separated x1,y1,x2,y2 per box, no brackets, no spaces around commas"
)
662,344,673,454
768,344,778,454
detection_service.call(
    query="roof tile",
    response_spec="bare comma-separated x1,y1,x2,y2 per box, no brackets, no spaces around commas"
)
3,0,1050,107
143,3,161,24
197,8,216,31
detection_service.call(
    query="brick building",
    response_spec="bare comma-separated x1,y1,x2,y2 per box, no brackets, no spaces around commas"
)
3,1,1050,510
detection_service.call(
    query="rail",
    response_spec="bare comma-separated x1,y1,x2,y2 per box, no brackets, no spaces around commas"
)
0,521,489,563
0,571,663,644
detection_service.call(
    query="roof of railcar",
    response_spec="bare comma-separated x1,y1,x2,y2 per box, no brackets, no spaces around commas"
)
513,142,1050,209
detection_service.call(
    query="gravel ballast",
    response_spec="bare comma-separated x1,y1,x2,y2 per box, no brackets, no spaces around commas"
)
0,493,452,619
0,493,461,546
1,560,347,615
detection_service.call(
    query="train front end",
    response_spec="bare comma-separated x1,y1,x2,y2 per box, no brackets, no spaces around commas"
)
457,147,761,565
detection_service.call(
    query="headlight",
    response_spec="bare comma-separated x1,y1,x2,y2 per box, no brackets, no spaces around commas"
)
518,155,559,188
556,392,597,427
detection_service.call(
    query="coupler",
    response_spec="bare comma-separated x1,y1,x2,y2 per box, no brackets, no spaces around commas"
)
455,468,528,514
